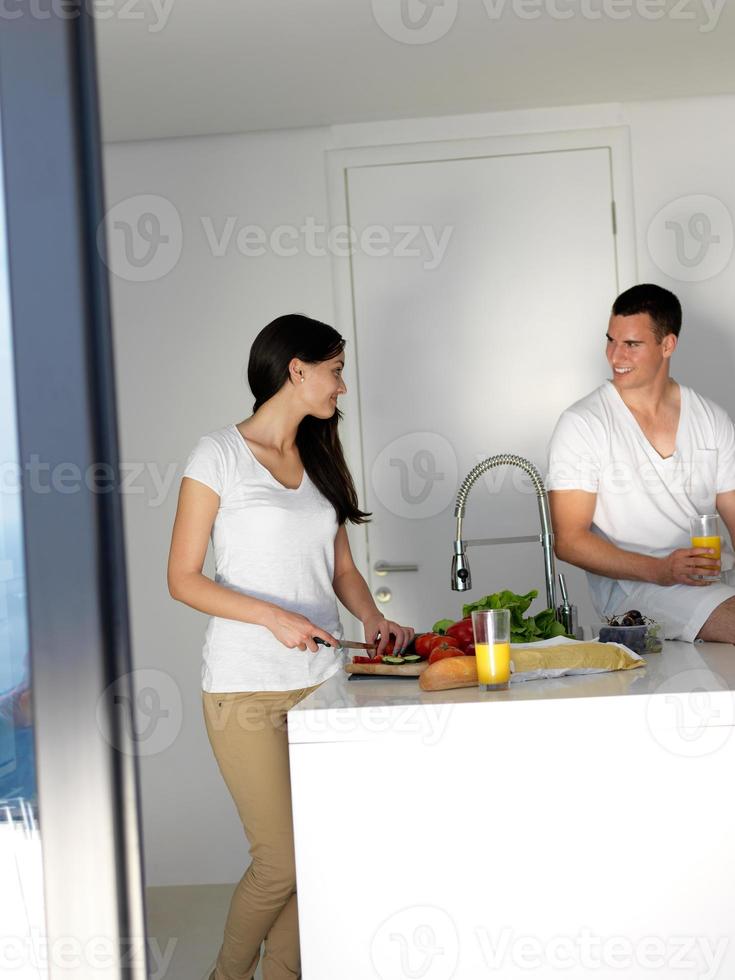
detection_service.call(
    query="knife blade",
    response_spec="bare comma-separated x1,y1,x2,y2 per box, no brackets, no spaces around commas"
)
313,637,377,650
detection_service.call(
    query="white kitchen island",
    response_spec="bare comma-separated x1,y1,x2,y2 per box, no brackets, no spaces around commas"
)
288,642,735,980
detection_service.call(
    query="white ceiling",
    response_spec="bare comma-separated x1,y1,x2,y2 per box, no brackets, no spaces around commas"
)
96,0,735,143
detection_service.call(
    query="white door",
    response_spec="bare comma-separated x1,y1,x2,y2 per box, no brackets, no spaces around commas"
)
342,142,625,633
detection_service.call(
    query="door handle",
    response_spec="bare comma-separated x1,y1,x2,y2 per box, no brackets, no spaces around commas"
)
374,562,419,575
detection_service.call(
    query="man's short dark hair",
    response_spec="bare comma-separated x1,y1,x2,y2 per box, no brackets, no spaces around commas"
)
612,284,682,342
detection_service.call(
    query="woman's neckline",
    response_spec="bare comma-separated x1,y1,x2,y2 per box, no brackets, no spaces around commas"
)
231,424,306,492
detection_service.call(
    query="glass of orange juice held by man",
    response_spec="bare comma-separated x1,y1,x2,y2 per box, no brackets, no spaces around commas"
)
690,514,722,582
471,609,511,691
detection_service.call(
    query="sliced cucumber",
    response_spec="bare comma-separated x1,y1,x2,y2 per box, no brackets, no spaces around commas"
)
382,655,405,665
402,654,422,663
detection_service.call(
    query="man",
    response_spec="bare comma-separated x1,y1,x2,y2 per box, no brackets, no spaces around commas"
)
547,284,735,642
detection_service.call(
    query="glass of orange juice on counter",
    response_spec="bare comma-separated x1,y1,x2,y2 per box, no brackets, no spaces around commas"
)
471,609,511,691
690,514,721,582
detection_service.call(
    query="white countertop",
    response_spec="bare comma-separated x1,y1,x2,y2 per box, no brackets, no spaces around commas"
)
288,638,735,977
290,640,735,715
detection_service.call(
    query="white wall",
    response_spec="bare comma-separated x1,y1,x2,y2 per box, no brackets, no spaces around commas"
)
103,127,338,887
104,95,735,886
626,95,735,402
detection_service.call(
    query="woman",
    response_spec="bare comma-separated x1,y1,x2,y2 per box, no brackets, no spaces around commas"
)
167,313,414,980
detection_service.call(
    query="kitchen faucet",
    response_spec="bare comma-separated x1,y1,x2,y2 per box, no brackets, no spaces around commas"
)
450,453,559,614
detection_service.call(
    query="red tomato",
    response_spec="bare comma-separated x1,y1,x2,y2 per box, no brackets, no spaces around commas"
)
428,644,464,665
353,655,383,664
427,634,453,653
414,634,434,658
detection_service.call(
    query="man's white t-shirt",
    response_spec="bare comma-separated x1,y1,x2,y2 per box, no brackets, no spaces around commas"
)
183,425,345,692
547,381,735,618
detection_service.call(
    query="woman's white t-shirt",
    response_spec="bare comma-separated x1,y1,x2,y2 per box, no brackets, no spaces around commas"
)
183,425,345,692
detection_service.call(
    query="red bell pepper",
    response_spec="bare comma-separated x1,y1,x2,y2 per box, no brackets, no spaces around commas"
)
446,618,475,651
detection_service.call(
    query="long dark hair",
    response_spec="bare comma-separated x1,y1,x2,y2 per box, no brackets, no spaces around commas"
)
247,314,371,526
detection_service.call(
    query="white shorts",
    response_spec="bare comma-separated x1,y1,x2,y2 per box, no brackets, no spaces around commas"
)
606,578,735,642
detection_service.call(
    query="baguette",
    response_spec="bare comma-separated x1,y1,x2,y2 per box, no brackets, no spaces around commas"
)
420,641,646,693
419,656,478,691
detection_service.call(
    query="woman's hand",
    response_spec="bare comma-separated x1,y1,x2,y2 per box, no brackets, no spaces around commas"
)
265,607,340,653
362,614,415,658
657,547,720,586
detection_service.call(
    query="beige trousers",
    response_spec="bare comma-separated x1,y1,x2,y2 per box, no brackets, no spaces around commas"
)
202,684,320,980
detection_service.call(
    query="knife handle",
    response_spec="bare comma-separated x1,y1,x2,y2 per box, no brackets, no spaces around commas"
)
312,637,379,650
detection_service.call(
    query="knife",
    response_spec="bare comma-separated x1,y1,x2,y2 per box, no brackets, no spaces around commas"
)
313,637,378,651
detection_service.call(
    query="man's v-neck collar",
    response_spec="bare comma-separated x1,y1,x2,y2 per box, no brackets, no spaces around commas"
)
603,380,685,463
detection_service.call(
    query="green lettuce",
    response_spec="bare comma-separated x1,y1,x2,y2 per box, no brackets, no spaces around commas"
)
431,589,570,644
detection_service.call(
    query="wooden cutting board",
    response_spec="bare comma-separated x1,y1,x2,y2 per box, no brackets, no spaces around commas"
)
345,661,428,678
